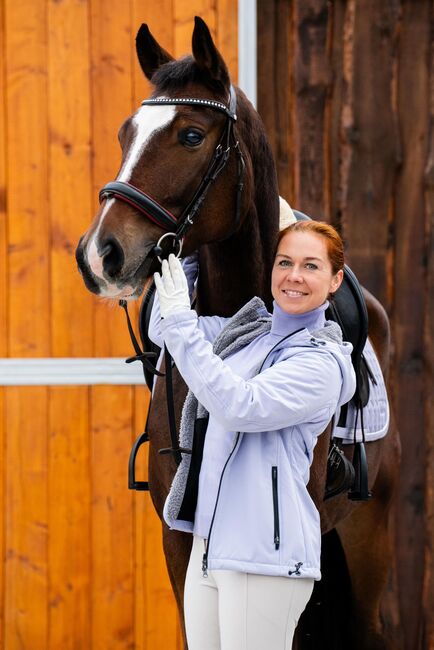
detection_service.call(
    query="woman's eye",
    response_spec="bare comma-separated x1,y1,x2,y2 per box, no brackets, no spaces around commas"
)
178,129,205,147
306,263,318,270
278,260,291,267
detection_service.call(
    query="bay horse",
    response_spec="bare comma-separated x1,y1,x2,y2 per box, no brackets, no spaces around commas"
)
75,17,401,650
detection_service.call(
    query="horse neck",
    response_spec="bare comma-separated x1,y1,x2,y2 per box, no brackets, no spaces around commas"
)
197,90,280,317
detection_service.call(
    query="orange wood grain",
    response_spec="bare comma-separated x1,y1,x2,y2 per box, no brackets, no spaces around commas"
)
4,387,49,649
0,0,7,359
48,387,91,650
132,384,183,649
5,0,50,357
0,0,6,640
174,0,216,58
133,385,150,650
216,0,238,83
90,385,135,650
0,389,4,648
90,0,137,358
131,0,174,105
48,0,94,357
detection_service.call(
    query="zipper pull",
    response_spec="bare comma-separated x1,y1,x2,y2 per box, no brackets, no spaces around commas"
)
274,534,280,550
202,553,208,578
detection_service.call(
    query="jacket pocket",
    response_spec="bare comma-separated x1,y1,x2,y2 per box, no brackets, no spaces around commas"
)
272,466,280,550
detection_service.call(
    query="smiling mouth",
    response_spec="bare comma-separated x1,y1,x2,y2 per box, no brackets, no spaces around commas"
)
282,289,308,297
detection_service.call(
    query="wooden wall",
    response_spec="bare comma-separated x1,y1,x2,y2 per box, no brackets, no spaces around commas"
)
257,1,433,649
0,1,237,648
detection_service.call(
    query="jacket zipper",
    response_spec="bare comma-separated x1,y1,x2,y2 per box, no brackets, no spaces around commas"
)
272,466,280,550
202,432,241,577
202,327,306,577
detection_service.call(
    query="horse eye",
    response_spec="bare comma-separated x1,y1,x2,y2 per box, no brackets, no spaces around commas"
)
178,129,204,147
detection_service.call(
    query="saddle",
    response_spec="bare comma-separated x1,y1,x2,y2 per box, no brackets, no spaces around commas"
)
128,212,372,501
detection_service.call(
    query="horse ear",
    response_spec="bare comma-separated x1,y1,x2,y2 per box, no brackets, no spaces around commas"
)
192,16,230,89
136,24,174,81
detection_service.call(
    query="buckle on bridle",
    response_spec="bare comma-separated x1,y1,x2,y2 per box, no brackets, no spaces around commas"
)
154,232,183,263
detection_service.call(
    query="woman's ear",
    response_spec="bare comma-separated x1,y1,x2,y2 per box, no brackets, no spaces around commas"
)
330,269,344,294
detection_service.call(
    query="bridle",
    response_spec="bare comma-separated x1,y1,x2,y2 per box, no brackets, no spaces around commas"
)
99,86,246,481
99,85,245,260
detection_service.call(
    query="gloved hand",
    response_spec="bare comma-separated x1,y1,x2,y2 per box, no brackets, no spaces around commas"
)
154,254,191,318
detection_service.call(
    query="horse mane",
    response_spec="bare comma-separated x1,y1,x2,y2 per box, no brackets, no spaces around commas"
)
151,56,227,97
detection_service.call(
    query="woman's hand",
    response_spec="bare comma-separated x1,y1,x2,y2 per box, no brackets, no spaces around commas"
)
154,254,191,318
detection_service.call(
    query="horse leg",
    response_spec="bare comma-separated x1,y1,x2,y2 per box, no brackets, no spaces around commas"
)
336,426,401,650
162,525,192,648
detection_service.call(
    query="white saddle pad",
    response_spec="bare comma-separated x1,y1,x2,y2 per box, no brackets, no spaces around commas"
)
333,338,389,444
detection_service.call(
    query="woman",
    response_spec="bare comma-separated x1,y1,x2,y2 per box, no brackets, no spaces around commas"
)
149,221,356,650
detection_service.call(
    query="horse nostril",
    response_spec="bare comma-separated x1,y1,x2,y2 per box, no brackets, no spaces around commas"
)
101,237,125,279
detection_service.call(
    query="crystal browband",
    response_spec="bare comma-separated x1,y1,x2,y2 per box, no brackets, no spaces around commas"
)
141,97,237,121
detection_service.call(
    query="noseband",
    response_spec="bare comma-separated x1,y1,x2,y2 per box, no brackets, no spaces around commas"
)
99,85,245,259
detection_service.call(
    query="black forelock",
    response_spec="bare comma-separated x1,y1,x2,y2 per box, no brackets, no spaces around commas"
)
151,56,227,98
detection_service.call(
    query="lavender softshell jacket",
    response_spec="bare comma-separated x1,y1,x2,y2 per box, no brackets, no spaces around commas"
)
148,257,356,581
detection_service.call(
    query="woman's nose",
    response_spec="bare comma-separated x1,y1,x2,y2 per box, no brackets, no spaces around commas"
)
286,266,303,282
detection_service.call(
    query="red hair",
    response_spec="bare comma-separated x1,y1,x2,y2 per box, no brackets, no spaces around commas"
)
276,221,345,275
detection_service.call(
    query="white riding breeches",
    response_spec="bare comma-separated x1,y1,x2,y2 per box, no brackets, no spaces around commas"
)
184,535,314,650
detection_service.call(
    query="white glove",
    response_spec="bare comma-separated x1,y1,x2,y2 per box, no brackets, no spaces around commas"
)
154,254,191,318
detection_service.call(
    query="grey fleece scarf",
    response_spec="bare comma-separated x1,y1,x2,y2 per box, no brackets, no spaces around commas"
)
165,297,343,524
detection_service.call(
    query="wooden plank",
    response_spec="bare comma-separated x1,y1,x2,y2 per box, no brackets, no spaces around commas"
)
133,385,150,650
0,0,7,642
4,387,48,649
131,384,182,649
329,0,346,230
292,0,331,219
257,0,294,205
91,386,135,650
174,0,216,58
48,387,91,650
5,0,50,357
393,3,432,648
341,0,400,305
216,0,238,83
131,0,174,104
48,0,93,357
0,0,7,358
90,0,136,357
423,8,434,641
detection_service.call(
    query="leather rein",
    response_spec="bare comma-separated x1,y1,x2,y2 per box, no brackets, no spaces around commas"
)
99,87,245,481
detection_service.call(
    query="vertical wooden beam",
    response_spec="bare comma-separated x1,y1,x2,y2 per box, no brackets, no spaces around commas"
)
293,0,332,219
393,3,431,648
0,0,7,641
4,387,49,650
48,387,91,650
48,0,93,358
216,0,238,83
90,386,135,650
174,0,216,58
422,3,434,647
90,0,135,357
46,3,94,648
4,0,50,647
257,0,295,205
341,0,400,305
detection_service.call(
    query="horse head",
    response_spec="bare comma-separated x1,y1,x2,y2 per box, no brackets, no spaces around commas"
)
76,16,279,313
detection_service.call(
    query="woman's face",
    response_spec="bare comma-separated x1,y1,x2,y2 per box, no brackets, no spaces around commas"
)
271,231,344,315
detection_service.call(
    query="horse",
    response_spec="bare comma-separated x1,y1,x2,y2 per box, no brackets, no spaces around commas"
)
75,17,401,650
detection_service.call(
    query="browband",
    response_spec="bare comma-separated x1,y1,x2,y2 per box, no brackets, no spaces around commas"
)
141,86,237,122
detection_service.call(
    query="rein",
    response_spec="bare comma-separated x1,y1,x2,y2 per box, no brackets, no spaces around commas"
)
109,86,245,481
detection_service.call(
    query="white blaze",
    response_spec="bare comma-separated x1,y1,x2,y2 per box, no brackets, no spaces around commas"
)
87,104,176,280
